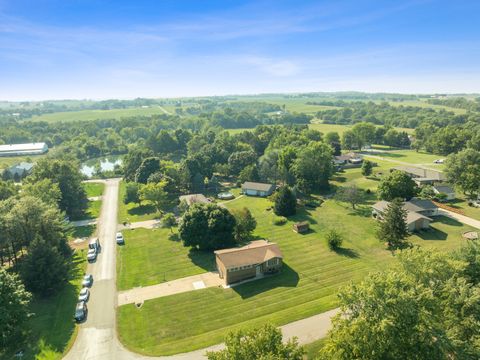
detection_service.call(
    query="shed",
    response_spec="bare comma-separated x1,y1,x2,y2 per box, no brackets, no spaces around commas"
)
293,221,310,233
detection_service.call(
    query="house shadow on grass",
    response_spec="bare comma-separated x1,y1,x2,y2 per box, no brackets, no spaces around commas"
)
347,206,372,218
435,215,463,227
232,263,299,299
416,227,448,241
188,249,216,272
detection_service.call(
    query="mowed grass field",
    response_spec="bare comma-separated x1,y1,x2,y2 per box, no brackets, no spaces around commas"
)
83,182,105,198
364,148,444,167
0,154,46,171
117,228,215,290
117,181,158,223
27,106,175,123
117,171,474,355
387,100,467,115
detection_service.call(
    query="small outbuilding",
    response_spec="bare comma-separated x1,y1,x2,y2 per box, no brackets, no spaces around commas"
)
241,182,275,197
179,194,210,207
293,221,310,234
214,240,283,286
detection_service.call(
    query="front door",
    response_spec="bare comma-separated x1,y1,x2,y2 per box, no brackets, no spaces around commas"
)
256,265,261,276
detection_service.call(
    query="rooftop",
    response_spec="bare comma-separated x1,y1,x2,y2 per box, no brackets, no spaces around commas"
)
215,240,282,269
0,142,47,152
391,166,445,181
241,182,275,192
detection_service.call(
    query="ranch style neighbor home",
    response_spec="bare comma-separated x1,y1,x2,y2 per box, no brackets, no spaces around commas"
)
241,181,275,197
214,240,283,286
372,198,439,232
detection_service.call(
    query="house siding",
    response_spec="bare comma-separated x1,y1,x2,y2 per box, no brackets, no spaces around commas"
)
226,266,257,284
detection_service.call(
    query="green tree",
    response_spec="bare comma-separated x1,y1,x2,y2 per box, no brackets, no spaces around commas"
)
22,178,61,207
0,180,16,201
231,207,257,242
139,181,169,215
273,186,297,216
206,324,304,360
123,147,154,181
292,142,333,193
378,170,417,201
278,146,297,186
123,182,141,205
418,185,435,199
0,269,31,350
238,164,259,184
228,150,257,176
445,149,480,198
352,122,376,149
326,229,343,250
20,237,69,297
179,203,236,250
135,157,161,184
361,160,373,177
376,198,409,249
321,248,480,360
28,159,88,219
335,185,364,209
161,212,177,233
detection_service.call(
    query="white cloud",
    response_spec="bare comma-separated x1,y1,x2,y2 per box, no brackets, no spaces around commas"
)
242,56,300,77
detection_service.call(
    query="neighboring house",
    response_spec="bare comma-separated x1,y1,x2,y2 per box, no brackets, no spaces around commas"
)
241,182,275,197
433,185,456,201
372,198,438,232
214,240,283,286
390,166,446,185
0,142,48,157
333,152,363,166
178,194,210,207
293,221,310,234
4,162,34,179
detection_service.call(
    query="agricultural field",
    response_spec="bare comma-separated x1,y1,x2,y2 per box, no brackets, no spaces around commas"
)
27,105,176,123
387,100,467,115
117,188,474,355
117,181,158,223
117,228,215,290
18,251,87,360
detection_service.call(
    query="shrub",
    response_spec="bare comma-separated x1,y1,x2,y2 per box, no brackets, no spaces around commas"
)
272,216,287,225
326,229,343,250
273,186,297,216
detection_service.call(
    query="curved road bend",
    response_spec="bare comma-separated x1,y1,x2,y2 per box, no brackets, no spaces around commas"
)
65,178,338,360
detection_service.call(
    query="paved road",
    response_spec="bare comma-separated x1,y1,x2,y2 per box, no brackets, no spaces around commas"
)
65,178,122,360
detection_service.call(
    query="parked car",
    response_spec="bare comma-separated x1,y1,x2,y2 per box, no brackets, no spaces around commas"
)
116,232,124,245
88,237,100,251
78,287,90,302
87,248,97,262
433,159,445,164
82,274,93,287
75,301,87,322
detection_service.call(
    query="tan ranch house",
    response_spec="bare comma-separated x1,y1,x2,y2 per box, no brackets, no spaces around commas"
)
214,240,283,286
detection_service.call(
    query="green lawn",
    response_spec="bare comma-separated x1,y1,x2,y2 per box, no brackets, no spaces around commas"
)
117,190,474,355
0,154,46,171
117,228,215,290
445,196,480,221
304,338,326,359
27,106,170,123
364,149,444,167
19,250,87,360
117,180,158,223
69,225,96,240
83,182,105,198
387,100,467,115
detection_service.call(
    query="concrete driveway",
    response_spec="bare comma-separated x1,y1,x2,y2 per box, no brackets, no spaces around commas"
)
118,272,223,306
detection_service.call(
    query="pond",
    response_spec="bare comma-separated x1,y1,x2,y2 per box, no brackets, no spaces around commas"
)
81,156,123,178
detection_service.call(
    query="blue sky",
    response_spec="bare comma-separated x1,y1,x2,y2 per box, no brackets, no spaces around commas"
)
1,0,480,100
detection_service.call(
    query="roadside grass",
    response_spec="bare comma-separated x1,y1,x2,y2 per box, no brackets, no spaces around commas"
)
117,181,158,223
69,225,96,240
304,338,326,359
83,182,104,198
116,228,215,290
20,250,87,360
445,196,480,221
27,106,170,123
87,200,101,219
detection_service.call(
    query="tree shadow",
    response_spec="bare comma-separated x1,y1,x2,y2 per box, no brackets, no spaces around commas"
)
69,225,95,239
333,247,360,258
347,206,373,218
332,176,347,183
127,204,156,217
232,263,299,299
187,249,216,272
168,232,181,242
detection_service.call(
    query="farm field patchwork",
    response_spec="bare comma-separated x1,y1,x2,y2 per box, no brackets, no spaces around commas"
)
117,193,474,355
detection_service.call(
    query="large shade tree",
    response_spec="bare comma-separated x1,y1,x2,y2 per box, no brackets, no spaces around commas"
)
378,170,417,201
445,148,480,198
179,203,236,250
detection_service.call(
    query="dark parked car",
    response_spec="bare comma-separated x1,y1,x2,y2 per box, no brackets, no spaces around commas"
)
75,301,87,322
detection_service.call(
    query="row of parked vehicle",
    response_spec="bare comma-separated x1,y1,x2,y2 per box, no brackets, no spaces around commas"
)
75,232,124,322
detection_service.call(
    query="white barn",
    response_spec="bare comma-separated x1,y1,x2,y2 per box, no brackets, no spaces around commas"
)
0,143,48,157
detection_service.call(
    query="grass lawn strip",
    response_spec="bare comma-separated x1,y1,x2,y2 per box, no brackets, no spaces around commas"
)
83,182,105,198
117,180,158,223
